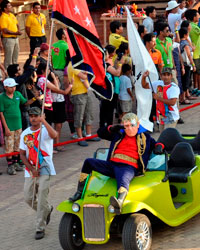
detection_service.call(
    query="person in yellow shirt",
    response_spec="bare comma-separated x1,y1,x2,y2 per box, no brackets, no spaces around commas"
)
109,21,128,50
67,61,100,146
25,2,47,55
0,0,22,69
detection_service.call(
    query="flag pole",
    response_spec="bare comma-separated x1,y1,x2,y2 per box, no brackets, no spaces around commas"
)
31,19,55,208
147,75,154,93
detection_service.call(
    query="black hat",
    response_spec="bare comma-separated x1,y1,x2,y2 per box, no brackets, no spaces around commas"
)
161,67,173,74
28,107,41,115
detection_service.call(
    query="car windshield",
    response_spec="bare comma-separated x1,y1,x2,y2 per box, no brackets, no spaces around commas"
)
94,148,167,171
146,153,166,171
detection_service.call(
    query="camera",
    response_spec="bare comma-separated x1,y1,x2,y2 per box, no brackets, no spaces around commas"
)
117,52,124,61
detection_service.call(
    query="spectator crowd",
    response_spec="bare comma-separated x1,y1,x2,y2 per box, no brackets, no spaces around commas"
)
0,0,199,176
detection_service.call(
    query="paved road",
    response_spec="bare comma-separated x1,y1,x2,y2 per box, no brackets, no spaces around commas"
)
0,53,200,249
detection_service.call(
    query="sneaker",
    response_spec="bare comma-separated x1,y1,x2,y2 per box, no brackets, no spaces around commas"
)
178,118,184,124
54,146,66,152
191,88,198,95
35,231,45,240
196,90,200,96
71,133,78,139
14,163,24,171
46,206,53,225
86,137,101,142
82,130,86,137
78,141,88,147
7,165,17,175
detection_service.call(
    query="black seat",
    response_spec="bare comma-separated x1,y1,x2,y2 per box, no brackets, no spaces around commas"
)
157,128,200,153
168,142,196,183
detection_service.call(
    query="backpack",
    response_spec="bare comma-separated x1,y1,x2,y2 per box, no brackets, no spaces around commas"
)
106,72,120,95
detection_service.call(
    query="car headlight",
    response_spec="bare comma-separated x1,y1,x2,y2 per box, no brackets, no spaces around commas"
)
108,205,115,213
72,203,80,212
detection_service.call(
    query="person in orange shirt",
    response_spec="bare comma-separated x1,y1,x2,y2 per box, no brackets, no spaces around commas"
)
144,33,164,129
144,33,164,75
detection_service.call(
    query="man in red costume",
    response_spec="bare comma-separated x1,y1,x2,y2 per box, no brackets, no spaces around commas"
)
69,113,164,214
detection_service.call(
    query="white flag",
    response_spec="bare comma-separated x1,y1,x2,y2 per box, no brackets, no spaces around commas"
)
126,7,159,132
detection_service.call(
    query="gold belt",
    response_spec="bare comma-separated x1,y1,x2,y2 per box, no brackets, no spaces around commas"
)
113,154,138,164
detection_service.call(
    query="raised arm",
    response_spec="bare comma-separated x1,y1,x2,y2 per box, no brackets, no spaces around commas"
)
40,114,57,139
141,71,151,89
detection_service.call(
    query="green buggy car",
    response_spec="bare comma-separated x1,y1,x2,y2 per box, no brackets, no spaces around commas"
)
57,128,200,250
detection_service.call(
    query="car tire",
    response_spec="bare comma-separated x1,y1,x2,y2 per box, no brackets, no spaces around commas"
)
59,213,85,250
122,213,152,250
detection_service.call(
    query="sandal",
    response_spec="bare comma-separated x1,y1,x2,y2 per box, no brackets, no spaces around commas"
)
78,141,88,147
180,100,192,105
191,88,198,95
54,146,66,152
196,90,200,96
186,96,197,100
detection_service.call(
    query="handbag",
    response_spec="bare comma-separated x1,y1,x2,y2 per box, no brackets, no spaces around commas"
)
180,41,192,67
181,49,191,67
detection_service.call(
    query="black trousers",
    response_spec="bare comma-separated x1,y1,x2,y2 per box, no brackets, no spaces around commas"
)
99,94,118,127
181,65,191,92
44,109,53,125
149,99,156,122
30,36,47,55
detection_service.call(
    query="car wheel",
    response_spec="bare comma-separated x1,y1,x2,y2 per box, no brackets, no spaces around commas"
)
59,213,85,250
122,213,152,250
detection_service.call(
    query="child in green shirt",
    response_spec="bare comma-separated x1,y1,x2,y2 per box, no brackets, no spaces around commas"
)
0,78,35,175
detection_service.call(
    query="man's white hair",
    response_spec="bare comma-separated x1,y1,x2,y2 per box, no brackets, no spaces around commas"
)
122,113,139,124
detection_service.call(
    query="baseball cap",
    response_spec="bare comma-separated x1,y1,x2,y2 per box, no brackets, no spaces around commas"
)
166,1,180,11
3,78,18,87
40,43,49,51
161,67,173,74
28,107,42,115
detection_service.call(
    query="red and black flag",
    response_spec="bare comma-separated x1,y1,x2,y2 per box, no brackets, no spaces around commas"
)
52,0,113,100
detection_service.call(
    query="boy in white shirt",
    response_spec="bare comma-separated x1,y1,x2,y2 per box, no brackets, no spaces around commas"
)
141,67,180,132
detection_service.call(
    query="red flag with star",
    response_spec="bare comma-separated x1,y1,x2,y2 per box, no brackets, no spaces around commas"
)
52,0,113,100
